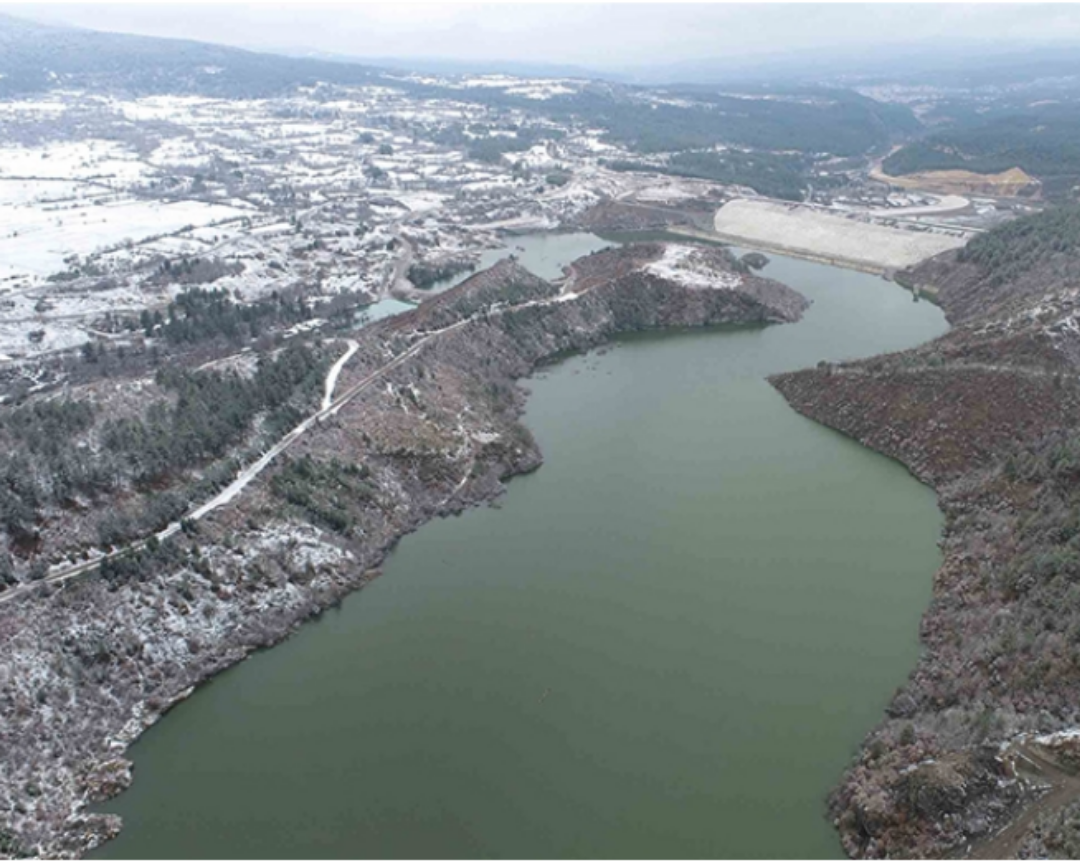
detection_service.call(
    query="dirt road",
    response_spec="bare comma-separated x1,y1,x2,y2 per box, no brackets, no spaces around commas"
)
0,281,598,606
969,743,1080,859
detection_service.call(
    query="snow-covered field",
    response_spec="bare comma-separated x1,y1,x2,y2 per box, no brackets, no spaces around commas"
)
0,197,249,279
0,140,147,183
0,179,97,207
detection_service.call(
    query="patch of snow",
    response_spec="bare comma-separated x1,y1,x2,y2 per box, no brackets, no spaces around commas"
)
644,244,743,291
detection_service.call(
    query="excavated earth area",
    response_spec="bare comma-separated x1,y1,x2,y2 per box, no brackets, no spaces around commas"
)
873,167,1040,198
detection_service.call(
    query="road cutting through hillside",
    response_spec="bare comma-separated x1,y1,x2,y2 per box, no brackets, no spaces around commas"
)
0,284,606,607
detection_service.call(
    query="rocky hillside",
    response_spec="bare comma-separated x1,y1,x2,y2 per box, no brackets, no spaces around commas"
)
0,244,805,859
772,215,1080,857
902,204,1080,325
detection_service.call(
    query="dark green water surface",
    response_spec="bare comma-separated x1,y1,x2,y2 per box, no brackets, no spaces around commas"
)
95,247,947,859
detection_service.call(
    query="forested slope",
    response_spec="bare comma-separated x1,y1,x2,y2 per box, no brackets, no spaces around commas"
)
772,203,1080,859
903,204,1080,324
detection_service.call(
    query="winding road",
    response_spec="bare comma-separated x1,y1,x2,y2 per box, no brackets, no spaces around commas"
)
0,338,367,606
0,281,589,607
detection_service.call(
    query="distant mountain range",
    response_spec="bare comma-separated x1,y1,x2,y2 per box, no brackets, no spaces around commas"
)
0,12,385,99
3,10,1079,100
264,40,1080,90
0,12,915,162
272,50,608,84
6,7,1080,182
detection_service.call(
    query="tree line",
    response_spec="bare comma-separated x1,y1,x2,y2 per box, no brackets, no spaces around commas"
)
136,287,315,346
884,107,1080,193
0,342,329,567
958,204,1080,286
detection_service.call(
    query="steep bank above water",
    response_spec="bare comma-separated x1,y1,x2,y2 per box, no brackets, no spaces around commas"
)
772,226,1080,856
900,205,1080,326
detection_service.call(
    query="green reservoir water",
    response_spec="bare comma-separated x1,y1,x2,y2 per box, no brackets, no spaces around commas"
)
426,231,613,291
95,246,947,859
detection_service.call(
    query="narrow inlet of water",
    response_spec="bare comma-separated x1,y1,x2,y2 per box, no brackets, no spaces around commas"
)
424,231,614,291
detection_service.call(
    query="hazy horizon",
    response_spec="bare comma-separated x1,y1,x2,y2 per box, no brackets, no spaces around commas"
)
4,2,1080,77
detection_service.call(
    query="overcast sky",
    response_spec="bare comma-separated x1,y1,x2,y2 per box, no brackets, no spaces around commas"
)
7,3,1080,71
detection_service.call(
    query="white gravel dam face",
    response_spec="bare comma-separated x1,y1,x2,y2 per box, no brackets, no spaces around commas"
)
93,249,948,859
713,199,966,272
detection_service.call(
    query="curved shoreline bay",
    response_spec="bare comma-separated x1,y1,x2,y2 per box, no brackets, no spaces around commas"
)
92,249,948,859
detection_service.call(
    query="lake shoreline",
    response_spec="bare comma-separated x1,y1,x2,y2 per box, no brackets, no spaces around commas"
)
86,243,949,860
769,262,1080,856
3,243,810,859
